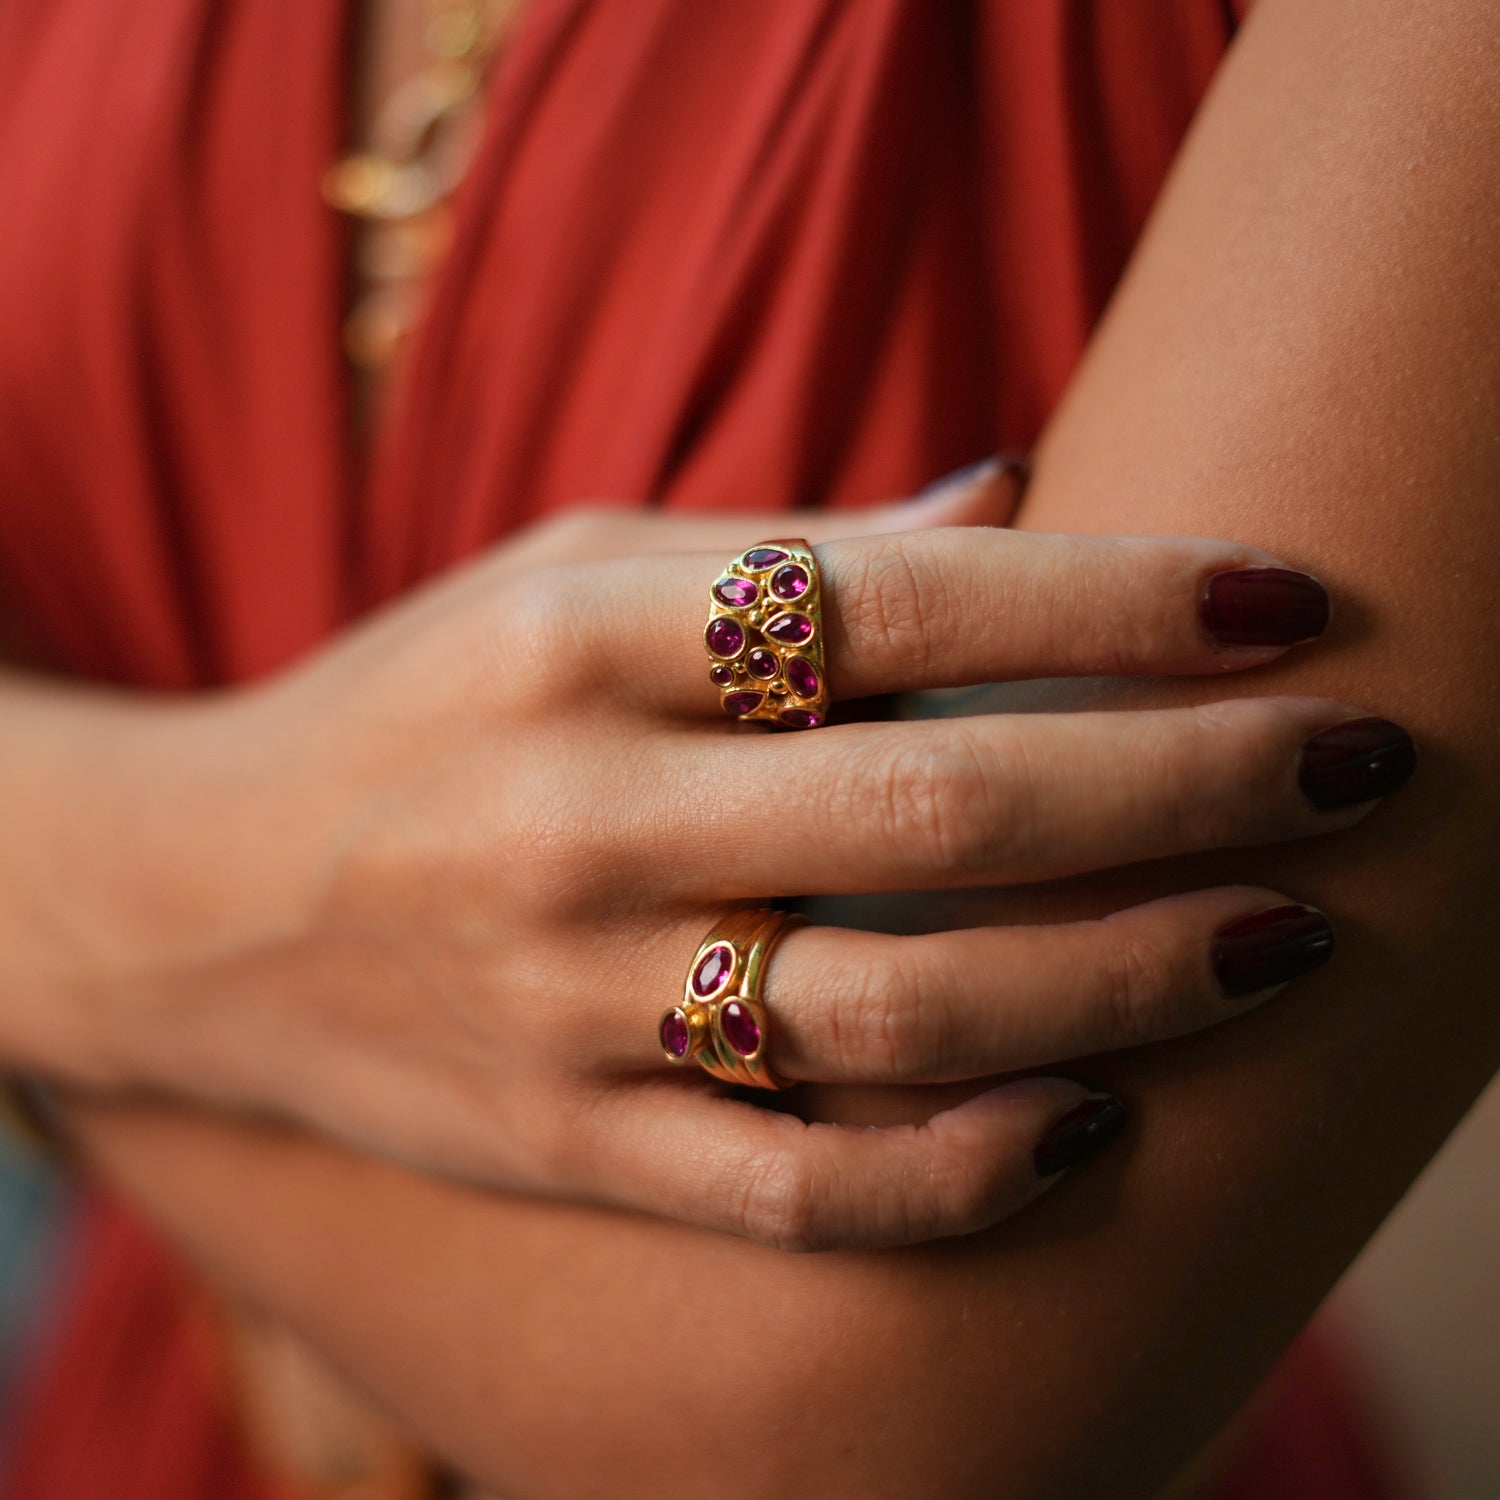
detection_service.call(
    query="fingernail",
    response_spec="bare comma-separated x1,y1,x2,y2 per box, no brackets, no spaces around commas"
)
1212,904,1334,999
1200,568,1331,647
1298,717,1417,810
913,455,1002,502
1033,1094,1128,1178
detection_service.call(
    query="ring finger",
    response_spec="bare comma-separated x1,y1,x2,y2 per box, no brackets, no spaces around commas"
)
756,886,1334,1085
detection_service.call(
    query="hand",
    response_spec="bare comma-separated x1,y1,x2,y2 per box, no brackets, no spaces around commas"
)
60,468,1411,1250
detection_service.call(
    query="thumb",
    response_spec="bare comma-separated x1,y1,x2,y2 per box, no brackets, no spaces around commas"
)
867,453,1031,533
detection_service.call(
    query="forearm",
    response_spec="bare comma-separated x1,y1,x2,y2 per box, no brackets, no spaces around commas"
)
54,1,1500,1497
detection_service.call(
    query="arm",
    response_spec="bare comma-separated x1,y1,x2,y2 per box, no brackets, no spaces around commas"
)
57,1,1500,1496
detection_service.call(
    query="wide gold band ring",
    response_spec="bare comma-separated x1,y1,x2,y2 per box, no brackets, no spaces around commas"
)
703,540,829,728
659,909,804,1090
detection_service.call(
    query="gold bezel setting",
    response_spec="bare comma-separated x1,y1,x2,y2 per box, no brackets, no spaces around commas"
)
704,540,829,729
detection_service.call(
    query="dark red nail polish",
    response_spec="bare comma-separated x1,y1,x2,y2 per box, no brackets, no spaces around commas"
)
1033,1095,1127,1178
1212,905,1334,999
1200,568,1331,647
1298,717,1417,810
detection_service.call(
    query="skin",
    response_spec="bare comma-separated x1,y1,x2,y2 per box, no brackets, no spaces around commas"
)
18,0,1500,1496
2,482,1365,1248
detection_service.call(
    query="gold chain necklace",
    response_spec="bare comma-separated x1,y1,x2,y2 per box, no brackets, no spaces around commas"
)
323,0,526,371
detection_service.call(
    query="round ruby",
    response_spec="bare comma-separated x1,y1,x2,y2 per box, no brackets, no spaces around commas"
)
692,943,735,999
723,689,765,717
764,612,813,646
660,1009,691,1059
721,1001,762,1057
770,564,810,601
743,547,789,571
784,655,819,699
713,576,758,608
709,663,735,687
779,708,824,729
746,648,778,680
705,617,746,659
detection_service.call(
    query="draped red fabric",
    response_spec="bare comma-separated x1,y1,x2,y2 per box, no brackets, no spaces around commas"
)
0,1,1405,1495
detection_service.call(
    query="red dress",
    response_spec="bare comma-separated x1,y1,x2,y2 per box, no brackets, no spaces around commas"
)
0,2,1410,1495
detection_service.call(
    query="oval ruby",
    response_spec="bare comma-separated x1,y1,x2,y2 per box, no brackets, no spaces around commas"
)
784,655,819,699
705,617,746,659
779,708,823,729
713,576,758,608
743,547,789,571
723,690,765,717
764,612,813,646
770,564,810,601
659,1009,691,1059
746,648,778,680
721,1001,762,1057
709,663,735,688
692,943,735,999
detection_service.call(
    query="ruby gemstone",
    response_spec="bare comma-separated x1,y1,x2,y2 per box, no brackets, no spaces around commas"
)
692,943,735,999
709,663,735,687
743,547,789,571
721,1001,762,1056
764,612,813,646
784,655,819,699
746,648,779,680
723,690,765,717
660,1009,691,1058
779,708,823,729
705,617,746,659
770,564,810,601
713,576,758,608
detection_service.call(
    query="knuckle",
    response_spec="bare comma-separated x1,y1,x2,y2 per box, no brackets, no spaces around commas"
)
1059,540,1172,675
1175,701,1293,842
485,574,590,702
883,1137,998,1245
1094,920,1179,1047
854,731,1012,878
825,946,936,1081
837,536,947,676
925,1152,999,1238
737,1150,827,1253
520,506,634,566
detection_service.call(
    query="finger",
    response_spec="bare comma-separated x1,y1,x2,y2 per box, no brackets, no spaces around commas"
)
654,701,1413,899
502,457,1026,570
760,888,1332,1084
574,1075,1122,1250
593,526,1329,717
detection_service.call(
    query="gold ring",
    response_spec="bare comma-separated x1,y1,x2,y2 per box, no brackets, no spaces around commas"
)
703,540,829,728
659,909,803,1089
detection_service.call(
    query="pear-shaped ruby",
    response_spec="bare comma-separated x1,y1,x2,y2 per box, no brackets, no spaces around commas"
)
709,663,735,687
784,655,819,699
692,943,734,998
660,1009,691,1059
721,1001,762,1057
764,612,813,646
770,564,810,601
705,617,746,659
746,648,778,680
779,708,823,729
743,547,789,571
723,690,765,717
713,576,758,608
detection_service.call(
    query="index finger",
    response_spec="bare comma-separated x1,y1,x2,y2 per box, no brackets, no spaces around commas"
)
579,527,1330,718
